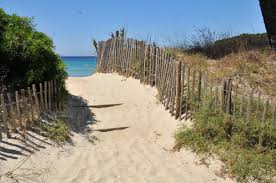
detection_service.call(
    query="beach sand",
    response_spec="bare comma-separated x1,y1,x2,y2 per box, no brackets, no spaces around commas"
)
0,73,236,183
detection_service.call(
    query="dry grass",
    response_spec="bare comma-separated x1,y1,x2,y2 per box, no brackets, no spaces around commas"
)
172,49,276,97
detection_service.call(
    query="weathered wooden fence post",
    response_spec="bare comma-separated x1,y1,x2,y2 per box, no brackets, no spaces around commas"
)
170,62,176,116
27,87,33,123
175,61,182,119
44,81,48,110
32,84,40,116
221,80,226,112
20,89,27,132
48,81,51,111
39,83,44,110
185,66,191,120
197,71,202,103
179,64,186,121
233,84,238,116
15,90,23,130
226,79,232,114
1,94,10,138
143,45,148,84
246,88,254,121
7,93,16,132
203,72,208,100
53,80,58,111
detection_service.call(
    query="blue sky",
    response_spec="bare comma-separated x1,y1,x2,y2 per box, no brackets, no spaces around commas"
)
1,0,266,56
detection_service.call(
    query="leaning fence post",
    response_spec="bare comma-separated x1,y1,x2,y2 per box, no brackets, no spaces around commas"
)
1,94,10,138
32,84,40,116
175,61,182,119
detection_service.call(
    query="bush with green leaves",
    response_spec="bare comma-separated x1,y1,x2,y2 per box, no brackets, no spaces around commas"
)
175,99,276,182
0,8,67,88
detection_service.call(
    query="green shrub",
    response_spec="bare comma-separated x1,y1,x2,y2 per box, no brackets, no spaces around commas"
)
0,8,67,88
175,100,276,182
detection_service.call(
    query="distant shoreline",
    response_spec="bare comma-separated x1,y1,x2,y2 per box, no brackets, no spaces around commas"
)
62,56,97,77
61,56,97,58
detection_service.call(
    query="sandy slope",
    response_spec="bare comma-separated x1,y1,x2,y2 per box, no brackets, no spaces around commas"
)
0,73,236,183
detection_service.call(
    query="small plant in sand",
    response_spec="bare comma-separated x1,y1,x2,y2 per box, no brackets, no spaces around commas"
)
32,114,71,145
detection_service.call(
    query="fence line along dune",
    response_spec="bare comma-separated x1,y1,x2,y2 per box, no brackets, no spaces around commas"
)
97,38,276,129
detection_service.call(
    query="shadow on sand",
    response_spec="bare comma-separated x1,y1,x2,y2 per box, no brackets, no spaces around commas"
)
61,94,97,134
0,94,97,161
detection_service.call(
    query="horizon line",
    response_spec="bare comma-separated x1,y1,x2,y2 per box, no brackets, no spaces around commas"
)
61,55,97,57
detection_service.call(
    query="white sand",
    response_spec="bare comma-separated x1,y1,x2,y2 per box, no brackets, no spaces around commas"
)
0,73,236,183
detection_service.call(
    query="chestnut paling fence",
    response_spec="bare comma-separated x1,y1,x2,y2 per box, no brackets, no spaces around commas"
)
97,38,276,128
0,80,65,140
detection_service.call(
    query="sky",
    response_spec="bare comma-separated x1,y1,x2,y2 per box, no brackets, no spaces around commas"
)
0,0,266,56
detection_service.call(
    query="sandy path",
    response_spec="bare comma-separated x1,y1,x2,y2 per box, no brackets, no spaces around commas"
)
0,73,236,183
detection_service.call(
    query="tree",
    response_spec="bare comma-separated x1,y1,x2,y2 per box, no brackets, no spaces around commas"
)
259,0,276,51
0,8,67,88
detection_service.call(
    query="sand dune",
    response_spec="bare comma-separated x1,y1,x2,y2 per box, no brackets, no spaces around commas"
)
0,73,236,183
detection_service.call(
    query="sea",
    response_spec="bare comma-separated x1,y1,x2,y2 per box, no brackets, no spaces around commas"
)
62,56,97,77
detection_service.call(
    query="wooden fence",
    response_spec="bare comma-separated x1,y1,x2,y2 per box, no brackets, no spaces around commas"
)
97,38,276,128
0,80,64,140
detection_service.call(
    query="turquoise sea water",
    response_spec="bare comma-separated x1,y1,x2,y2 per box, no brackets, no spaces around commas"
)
62,56,97,77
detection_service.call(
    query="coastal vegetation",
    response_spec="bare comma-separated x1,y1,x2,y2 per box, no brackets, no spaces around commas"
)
33,117,71,145
168,29,269,59
161,20,275,182
174,98,276,182
0,8,67,90
0,9,70,145
169,24,276,183
165,28,276,97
